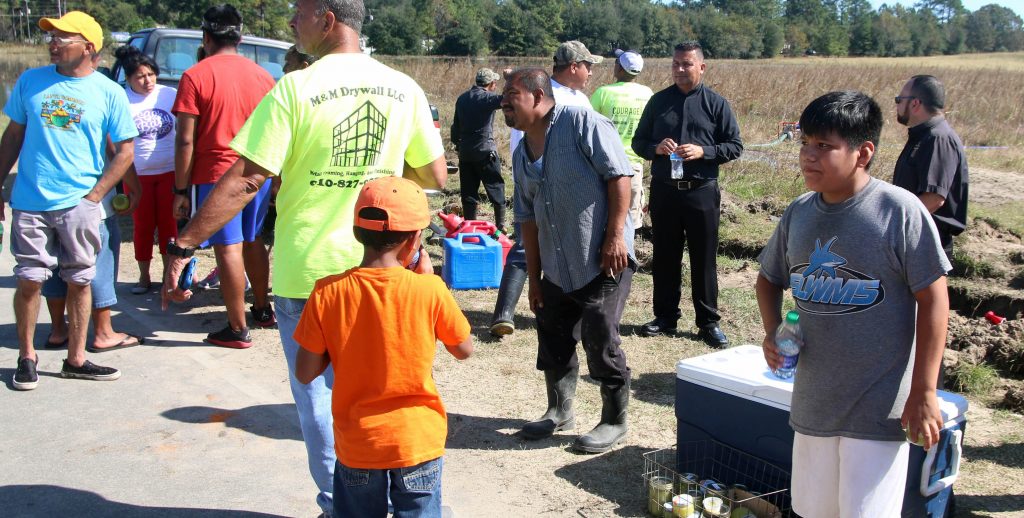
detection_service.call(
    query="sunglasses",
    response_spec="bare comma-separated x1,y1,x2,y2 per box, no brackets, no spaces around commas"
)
45,33,88,48
894,96,917,104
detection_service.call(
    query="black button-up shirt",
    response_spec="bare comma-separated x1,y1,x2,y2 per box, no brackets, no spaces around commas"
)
450,85,502,160
631,82,743,180
892,117,969,235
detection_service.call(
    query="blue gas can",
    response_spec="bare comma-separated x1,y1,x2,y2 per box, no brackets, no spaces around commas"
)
442,233,502,289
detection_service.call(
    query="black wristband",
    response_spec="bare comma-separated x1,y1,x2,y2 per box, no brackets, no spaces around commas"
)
167,240,195,258
173,186,189,196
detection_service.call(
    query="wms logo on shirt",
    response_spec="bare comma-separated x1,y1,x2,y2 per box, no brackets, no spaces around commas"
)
40,98,83,130
788,237,884,315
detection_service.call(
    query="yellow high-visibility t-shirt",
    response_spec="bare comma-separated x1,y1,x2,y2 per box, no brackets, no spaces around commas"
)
231,53,444,298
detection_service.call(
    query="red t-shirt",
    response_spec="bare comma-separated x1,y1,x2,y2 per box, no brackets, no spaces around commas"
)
172,54,274,185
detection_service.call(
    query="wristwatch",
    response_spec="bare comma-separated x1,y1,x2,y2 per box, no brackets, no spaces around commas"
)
173,186,189,196
167,239,195,258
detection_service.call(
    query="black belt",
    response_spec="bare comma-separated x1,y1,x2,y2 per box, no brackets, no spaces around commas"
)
657,177,716,190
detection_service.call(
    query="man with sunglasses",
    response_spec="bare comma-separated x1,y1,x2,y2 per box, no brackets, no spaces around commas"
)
0,11,138,390
893,75,969,264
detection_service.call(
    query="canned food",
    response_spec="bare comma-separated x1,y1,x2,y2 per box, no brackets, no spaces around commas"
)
672,494,695,517
699,479,727,498
648,476,673,516
677,472,700,494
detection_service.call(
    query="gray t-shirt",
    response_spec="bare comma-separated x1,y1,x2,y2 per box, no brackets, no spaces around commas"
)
758,178,951,441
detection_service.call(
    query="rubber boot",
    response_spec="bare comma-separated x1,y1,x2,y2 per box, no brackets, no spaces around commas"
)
573,381,629,453
520,366,577,440
489,264,526,336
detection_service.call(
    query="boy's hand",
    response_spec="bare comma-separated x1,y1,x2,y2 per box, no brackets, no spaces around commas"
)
762,335,782,370
411,248,433,275
901,388,943,450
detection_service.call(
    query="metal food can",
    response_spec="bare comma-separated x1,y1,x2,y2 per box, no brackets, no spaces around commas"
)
648,476,673,516
672,494,695,517
699,479,727,498
677,472,700,494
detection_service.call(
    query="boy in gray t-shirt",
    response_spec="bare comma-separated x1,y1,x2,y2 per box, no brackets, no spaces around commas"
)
756,91,951,517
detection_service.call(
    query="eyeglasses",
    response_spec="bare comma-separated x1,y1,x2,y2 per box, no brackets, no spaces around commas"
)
894,96,917,104
45,34,87,48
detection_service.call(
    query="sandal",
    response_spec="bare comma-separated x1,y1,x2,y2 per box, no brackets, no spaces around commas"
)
86,333,145,353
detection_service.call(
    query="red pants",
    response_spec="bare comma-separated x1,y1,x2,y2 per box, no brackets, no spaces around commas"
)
127,171,178,262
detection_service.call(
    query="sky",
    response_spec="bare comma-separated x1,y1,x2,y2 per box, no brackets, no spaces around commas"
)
870,0,1024,18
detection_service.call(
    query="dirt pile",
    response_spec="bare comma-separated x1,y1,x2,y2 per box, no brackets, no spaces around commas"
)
946,313,1024,411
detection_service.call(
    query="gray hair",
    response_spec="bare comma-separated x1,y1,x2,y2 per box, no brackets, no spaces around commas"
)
316,0,365,34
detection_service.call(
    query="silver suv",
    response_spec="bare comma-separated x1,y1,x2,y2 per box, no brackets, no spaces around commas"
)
109,28,292,86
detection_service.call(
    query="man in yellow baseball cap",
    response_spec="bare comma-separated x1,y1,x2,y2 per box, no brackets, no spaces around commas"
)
39,11,104,52
2,8,137,391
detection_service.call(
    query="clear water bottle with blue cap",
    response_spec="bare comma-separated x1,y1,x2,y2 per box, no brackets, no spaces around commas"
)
669,152,684,179
773,311,802,379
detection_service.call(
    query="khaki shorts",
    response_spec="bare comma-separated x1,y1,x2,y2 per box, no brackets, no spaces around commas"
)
11,199,102,285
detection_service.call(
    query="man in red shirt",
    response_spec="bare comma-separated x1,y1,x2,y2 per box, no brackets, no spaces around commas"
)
171,4,276,348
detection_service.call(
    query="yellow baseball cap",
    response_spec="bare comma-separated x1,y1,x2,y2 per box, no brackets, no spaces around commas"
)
39,11,103,52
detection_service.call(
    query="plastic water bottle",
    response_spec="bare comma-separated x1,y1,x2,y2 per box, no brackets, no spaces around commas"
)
669,152,684,179
773,311,802,379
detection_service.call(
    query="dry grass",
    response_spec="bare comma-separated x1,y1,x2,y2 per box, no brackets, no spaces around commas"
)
383,52,1024,174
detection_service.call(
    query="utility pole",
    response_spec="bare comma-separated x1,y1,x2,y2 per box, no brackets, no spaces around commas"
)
23,0,30,41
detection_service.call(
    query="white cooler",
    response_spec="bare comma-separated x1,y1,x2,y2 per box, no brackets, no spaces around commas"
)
675,345,967,518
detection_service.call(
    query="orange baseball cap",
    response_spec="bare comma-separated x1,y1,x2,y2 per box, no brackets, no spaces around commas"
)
354,176,430,232
39,11,104,52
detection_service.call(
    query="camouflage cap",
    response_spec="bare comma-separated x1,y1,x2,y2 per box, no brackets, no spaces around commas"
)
475,68,501,86
553,40,603,66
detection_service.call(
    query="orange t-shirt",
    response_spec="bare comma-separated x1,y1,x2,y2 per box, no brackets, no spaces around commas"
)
171,54,274,185
294,267,471,469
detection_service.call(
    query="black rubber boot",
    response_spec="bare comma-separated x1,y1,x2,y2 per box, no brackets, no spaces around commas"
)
573,381,630,453
521,366,577,440
493,202,506,233
489,264,526,336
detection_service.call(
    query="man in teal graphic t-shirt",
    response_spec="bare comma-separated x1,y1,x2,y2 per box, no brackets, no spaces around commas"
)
0,11,138,391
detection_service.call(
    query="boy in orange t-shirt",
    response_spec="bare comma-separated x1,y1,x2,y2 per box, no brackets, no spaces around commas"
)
294,176,473,517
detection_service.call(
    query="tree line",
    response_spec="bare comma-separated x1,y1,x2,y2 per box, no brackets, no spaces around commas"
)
0,1,1020,59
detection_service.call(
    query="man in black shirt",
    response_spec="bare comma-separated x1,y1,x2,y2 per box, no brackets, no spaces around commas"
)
893,75,968,263
451,68,505,229
632,41,743,348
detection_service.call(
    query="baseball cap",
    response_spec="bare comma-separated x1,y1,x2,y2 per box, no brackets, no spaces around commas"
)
614,49,644,75
553,40,603,66
39,11,103,52
354,176,430,232
476,68,501,86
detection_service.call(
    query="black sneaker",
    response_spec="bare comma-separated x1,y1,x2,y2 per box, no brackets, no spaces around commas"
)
251,304,277,328
60,359,121,381
205,325,253,349
13,356,39,390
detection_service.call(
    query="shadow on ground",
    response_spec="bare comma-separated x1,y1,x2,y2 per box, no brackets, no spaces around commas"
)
954,493,1024,516
553,444,648,516
161,404,301,442
446,412,575,451
0,485,287,517
963,441,1024,469
632,371,676,406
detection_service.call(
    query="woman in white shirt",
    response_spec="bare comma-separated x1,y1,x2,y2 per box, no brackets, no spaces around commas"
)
115,46,179,294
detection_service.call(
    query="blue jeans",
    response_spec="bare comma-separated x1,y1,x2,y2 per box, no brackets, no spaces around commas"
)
334,457,443,518
41,215,119,308
276,296,336,516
